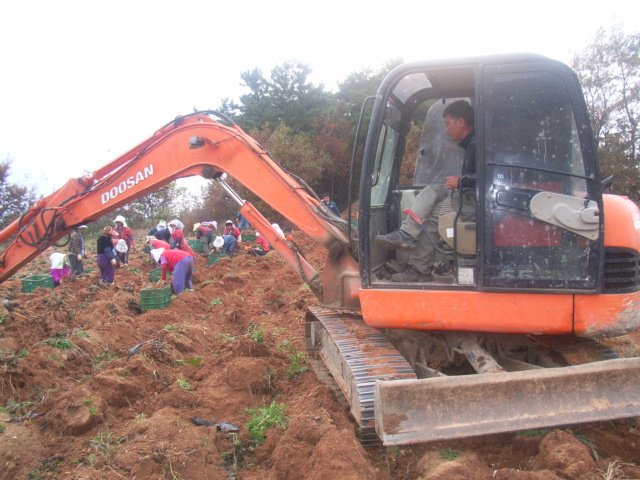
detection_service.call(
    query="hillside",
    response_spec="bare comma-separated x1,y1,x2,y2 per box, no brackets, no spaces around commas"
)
1,230,639,480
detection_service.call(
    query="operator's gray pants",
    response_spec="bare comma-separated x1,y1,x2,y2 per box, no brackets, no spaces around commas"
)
399,185,449,275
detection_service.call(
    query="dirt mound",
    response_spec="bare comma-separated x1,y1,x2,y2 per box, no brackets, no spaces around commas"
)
1,229,639,479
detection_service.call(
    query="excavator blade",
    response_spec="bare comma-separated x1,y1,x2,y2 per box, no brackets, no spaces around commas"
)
375,357,640,445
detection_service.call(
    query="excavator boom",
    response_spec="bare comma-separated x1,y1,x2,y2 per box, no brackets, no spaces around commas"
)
0,113,359,306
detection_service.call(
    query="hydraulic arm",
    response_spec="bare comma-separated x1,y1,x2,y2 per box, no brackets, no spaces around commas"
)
0,112,359,306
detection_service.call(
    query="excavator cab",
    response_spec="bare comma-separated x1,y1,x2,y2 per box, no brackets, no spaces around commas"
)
357,54,623,336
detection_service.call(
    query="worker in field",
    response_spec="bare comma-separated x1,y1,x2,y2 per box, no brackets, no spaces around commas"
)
145,235,170,266
113,215,136,265
245,231,270,256
96,226,121,285
322,193,341,217
375,100,475,282
200,220,218,231
68,224,88,277
236,211,250,231
49,252,71,286
168,219,196,256
148,220,171,242
151,247,194,295
220,220,241,256
194,222,214,252
145,235,171,250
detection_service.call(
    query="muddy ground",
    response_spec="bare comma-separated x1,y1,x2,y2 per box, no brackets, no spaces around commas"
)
1,229,639,480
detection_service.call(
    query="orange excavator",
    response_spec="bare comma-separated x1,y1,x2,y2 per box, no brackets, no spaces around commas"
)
1,54,639,446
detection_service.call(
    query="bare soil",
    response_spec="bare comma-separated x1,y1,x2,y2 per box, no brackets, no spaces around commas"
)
1,230,639,480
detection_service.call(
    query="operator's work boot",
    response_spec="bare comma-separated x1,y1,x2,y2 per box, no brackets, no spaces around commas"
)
391,265,431,282
375,229,417,250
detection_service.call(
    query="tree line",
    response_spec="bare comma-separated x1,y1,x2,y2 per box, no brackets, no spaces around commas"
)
1,24,638,233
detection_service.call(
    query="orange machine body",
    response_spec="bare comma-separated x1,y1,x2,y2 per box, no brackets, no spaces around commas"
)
360,193,640,338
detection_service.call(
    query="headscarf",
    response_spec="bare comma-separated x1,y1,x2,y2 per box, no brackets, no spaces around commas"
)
169,219,185,230
271,223,285,239
201,221,218,230
150,248,165,263
102,226,116,236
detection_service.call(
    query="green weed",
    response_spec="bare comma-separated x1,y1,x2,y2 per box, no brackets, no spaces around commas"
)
176,356,202,368
96,349,118,362
90,426,121,464
45,338,73,350
176,379,193,391
245,401,288,444
210,298,223,305
278,340,308,378
5,398,34,416
440,448,459,461
248,324,264,343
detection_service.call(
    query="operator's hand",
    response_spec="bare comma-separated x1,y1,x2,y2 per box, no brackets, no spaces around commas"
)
445,176,460,190
77,254,83,261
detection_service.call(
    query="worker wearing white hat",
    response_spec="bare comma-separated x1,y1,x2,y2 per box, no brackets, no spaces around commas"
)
150,247,194,295
220,220,241,256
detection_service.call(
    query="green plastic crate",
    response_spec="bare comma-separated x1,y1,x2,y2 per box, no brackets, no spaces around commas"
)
208,252,221,265
188,239,204,252
144,245,151,254
21,274,55,293
140,287,172,311
149,268,170,283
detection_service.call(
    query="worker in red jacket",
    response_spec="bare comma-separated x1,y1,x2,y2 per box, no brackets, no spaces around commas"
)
194,223,214,252
113,215,136,265
246,232,270,256
168,219,195,256
220,220,241,256
150,248,194,295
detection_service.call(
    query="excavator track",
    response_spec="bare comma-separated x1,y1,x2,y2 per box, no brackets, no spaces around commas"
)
306,306,640,446
305,306,416,445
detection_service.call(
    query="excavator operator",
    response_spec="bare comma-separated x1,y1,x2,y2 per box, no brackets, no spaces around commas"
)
375,100,476,282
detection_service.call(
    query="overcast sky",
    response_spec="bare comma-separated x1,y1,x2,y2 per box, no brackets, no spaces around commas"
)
0,0,638,197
